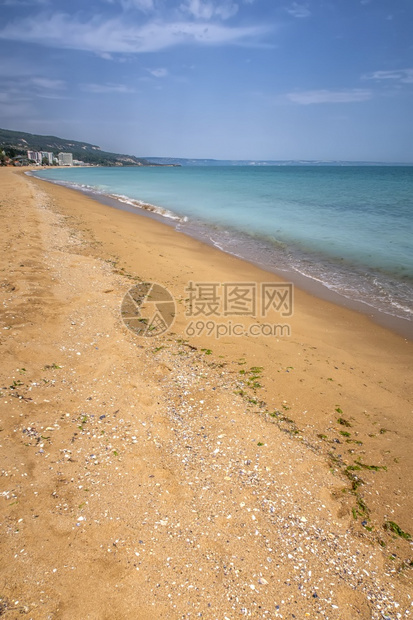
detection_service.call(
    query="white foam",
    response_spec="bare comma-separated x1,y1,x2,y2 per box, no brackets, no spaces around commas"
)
110,193,187,223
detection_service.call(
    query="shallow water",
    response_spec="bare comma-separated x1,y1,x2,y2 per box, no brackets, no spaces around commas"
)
34,165,413,325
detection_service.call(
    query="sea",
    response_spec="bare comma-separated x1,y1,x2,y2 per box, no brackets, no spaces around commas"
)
32,164,413,335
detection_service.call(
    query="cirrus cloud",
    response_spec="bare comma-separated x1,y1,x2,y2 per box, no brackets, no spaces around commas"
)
180,0,239,21
363,68,413,84
286,88,372,104
286,2,310,19
81,82,135,93
147,67,168,77
119,0,155,11
30,76,66,90
0,12,269,54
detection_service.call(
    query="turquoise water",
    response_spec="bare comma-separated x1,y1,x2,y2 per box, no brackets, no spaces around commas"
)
33,165,413,324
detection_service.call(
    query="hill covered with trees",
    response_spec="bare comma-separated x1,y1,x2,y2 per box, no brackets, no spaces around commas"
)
0,128,153,166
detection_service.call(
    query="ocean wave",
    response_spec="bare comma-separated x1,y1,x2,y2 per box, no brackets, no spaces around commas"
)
291,264,413,321
197,222,413,323
29,172,188,224
110,193,187,223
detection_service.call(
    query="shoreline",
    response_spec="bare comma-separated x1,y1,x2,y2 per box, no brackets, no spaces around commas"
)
1,167,412,618
29,168,413,341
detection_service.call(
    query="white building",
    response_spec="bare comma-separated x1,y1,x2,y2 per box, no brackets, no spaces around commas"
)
27,150,42,164
40,151,54,165
58,152,73,166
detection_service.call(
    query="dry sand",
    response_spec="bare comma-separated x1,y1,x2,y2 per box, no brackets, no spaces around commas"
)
0,166,412,619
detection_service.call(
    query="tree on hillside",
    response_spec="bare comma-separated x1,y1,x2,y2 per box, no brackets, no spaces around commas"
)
5,146,16,158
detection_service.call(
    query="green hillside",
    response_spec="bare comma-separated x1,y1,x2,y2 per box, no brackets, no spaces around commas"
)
0,127,152,166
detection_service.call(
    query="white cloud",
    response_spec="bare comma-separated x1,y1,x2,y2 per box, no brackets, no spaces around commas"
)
0,74,67,104
0,0,49,5
287,89,372,104
119,0,155,12
81,82,135,93
0,90,28,103
0,81,34,118
0,100,33,118
180,0,239,20
35,92,70,100
286,2,310,18
0,13,268,53
30,77,66,89
363,69,413,84
147,67,168,77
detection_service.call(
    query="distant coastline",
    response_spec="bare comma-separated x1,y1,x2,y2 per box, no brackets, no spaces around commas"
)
144,157,413,167
2,126,412,170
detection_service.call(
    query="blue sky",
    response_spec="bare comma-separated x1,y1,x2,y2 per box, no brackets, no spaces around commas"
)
0,0,412,161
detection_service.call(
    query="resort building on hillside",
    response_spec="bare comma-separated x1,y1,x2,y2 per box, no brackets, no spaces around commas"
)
27,150,42,164
27,150,60,165
58,152,73,166
40,151,54,165
25,150,76,166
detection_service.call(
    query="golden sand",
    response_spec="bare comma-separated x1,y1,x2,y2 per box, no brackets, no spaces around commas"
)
0,167,412,618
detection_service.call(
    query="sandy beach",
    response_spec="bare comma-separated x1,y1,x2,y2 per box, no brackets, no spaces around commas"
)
0,166,412,619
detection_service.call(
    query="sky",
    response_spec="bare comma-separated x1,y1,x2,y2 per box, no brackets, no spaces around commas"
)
0,0,412,161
